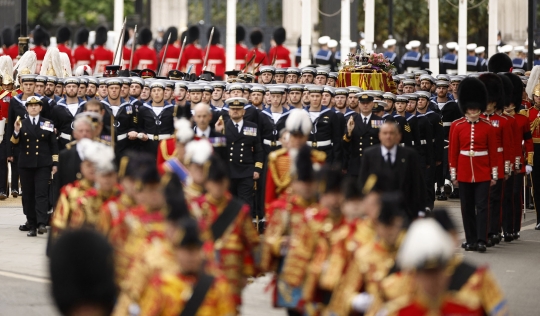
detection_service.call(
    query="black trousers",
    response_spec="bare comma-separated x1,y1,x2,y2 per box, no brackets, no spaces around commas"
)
230,177,256,218
19,166,51,228
459,181,490,244
419,155,435,209
532,143,540,223
10,146,20,192
488,178,503,236
0,139,7,193
436,147,448,189
513,174,525,233
502,175,515,235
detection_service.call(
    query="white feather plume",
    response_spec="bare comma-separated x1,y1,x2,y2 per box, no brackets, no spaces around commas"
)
526,66,540,99
185,139,213,165
60,52,72,77
396,218,455,271
79,139,115,173
74,65,93,76
0,56,14,82
14,51,37,83
39,47,63,77
286,108,313,136
175,118,194,143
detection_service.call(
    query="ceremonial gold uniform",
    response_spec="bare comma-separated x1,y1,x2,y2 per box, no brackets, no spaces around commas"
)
50,179,94,239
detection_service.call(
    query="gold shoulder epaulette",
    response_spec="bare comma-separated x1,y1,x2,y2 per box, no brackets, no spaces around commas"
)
66,140,78,150
519,108,530,116
268,147,288,162
11,91,17,97
311,149,327,162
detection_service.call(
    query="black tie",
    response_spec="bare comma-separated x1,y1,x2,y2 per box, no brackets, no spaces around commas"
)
386,152,392,166
235,124,239,132
33,118,36,126
363,117,368,125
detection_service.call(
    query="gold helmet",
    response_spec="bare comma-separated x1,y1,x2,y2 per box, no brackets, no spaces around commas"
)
534,83,540,97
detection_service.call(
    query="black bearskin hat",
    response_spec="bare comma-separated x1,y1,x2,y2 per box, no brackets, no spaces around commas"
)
1,27,14,47
76,27,89,45
503,72,524,108
165,26,178,44
458,77,488,113
295,145,316,182
33,25,50,46
236,25,246,43
478,73,504,110
139,27,153,45
250,29,263,46
123,28,130,45
488,52,512,73
95,26,108,46
498,74,513,108
187,25,199,44
13,24,20,40
208,26,220,45
273,27,286,45
49,230,117,315
206,154,229,182
56,26,71,44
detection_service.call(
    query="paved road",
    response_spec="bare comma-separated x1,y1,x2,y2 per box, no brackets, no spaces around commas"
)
1,198,539,315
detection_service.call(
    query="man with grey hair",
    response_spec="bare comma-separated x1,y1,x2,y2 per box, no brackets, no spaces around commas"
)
193,103,227,161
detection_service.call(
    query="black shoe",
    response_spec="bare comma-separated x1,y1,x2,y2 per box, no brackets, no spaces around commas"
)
492,234,501,244
513,232,520,240
19,222,30,231
528,203,535,209
437,194,448,201
535,223,540,230
477,242,487,253
27,229,37,237
435,189,441,196
465,243,477,251
11,190,18,198
504,234,513,242
486,239,493,247
449,189,460,199
443,184,452,195
37,224,47,235
461,241,467,249
0,192,6,200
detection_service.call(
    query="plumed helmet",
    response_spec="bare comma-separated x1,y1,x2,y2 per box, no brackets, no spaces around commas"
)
457,77,488,113
56,26,71,44
250,29,263,46
174,117,194,143
94,26,108,46
139,27,153,45
488,52,513,73
273,27,286,45
286,108,312,136
236,25,246,43
478,73,504,110
76,27,89,45
187,25,199,44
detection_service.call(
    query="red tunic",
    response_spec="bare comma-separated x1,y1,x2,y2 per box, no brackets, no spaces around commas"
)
246,48,267,72
92,45,114,76
31,45,47,74
73,45,93,69
481,113,515,179
235,44,249,70
158,44,180,76
121,46,132,70
180,44,204,75
56,43,73,65
511,113,534,172
205,44,226,78
133,45,158,71
6,45,18,61
268,45,292,68
156,138,176,175
0,89,19,120
449,118,498,183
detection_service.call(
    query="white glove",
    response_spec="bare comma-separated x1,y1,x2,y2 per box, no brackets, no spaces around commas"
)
351,292,373,312
526,165,533,174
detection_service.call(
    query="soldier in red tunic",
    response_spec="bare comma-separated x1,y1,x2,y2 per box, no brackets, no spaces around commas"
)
121,28,131,70
246,29,267,72
204,27,226,80
449,77,498,253
133,27,157,71
2,27,18,61
180,26,204,76
158,27,180,77
31,26,50,74
235,25,249,70
92,26,113,76
268,27,291,68
72,28,93,70
56,26,73,66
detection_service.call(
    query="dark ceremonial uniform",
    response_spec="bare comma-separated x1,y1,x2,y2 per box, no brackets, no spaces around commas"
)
342,113,384,177
394,113,421,152
421,110,444,207
435,99,463,190
222,119,264,217
449,117,498,247
51,97,86,150
440,53,458,74
138,101,175,155
416,112,434,207
315,49,332,67
400,51,421,72
11,116,59,230
384,50,398,64
305,107,342,165
258,108,290,154
101,97,138,156
421,53,429,70
467,55,482,72
512,57,527,70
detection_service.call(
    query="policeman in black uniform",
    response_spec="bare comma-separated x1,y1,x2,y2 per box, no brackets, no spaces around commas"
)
51,77,87,150
215,97,263,219
11,96,58,236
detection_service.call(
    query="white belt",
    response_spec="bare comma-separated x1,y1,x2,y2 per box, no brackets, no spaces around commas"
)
307,140,332,147
263,139,282,146
460,150,488,157
442,122,452,127
420,139,427,145
497,147,503,152
147,134,172,141
117,133,127,141
60,133,72,141
407,67,421,72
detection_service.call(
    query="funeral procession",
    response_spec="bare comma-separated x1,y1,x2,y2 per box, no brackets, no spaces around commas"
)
4,0,540,315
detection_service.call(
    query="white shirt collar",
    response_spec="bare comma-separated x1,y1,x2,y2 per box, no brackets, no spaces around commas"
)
381,145,398,163
233,119,243,132
196,126,211,138
360,113,372,121
29,114,40,122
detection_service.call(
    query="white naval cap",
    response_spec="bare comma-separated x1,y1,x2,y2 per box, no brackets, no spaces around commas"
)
318,36,330,45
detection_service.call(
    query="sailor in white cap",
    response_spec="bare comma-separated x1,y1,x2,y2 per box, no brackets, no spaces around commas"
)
383,38,398,64
498,44,513,55
315,35,332,67
465,43,481,73
441,42,459,75
327,39,338,71
400,40,422,73
534,48,540,67
475,46,488,71
512,46,527,69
